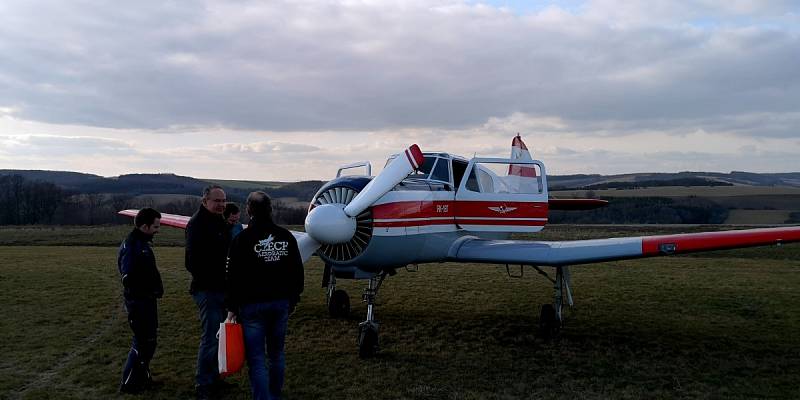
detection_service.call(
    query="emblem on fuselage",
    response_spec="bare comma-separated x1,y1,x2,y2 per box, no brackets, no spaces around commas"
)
488,205,517,214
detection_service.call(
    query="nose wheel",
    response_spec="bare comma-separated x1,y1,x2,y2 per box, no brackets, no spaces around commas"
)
358,321,379,358
325,272,351,318
328,289,351,318
356,272,388,358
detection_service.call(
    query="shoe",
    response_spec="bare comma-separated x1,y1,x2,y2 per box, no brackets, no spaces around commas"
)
212,379,237,393
119,383,143,394
195,384,213,400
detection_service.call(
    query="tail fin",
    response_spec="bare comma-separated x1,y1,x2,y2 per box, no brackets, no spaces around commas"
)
508,134,536,177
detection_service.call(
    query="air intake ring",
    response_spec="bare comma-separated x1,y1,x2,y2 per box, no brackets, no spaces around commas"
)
309,182,373,263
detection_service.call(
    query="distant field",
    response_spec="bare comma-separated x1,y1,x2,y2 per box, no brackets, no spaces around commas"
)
724,209,793,224
1,225,799,399
203,179,286,190
552,185,800,198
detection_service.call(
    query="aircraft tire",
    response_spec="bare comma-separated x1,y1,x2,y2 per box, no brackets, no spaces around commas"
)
358,324,379,358
539,303,560,340
328,289,351,318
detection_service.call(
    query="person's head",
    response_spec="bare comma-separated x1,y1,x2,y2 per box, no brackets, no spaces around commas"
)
135,208,161,236
224,203,240,225
246,191,272,222
202,185,226,215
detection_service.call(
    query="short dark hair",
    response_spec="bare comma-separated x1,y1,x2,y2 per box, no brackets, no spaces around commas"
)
135,208,161,228
247,191,272,220
202,184,224,199
224,203,240,218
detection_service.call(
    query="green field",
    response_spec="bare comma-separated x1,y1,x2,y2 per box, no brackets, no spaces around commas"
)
1,225,799,399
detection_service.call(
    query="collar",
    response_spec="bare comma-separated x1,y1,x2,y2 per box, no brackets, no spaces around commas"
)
132,227,153,242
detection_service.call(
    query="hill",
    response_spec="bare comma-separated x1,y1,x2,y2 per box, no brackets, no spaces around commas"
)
548,171,800,190
2,169,799,226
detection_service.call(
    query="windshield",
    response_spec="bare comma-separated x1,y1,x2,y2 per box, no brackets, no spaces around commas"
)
406,157,436,179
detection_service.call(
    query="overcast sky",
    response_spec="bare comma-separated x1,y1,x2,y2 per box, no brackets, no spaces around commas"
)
1,0,798,181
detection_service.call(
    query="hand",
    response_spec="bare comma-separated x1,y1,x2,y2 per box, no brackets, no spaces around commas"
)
225,311,237,324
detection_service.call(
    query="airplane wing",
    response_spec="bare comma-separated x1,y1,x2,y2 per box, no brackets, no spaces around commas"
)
119,209,190,229
447,226,800,266
117,209,319,263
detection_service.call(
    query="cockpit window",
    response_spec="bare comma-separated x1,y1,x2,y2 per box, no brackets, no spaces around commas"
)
430,158,450,183
406,157,436,180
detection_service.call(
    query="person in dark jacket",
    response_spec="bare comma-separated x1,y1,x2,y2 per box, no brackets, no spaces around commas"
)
224,202,244,239
185,185,232,399
118,208,163,394
226,191,304,400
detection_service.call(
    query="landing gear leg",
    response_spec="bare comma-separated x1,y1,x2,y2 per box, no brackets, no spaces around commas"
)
538,266,573,340
326,273,351,319
358,272,388,358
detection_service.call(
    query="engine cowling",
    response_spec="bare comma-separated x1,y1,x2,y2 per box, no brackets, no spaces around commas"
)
308,178,374,263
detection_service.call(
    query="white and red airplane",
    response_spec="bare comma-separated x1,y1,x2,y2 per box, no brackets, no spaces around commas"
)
120,135,800,357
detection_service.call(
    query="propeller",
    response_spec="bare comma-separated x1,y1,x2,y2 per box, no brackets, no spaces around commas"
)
304,144,424,253
294,232,321,264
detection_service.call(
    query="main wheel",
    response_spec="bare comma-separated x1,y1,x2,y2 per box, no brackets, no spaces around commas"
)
328,289,351,318
539,303,560,340
358,324,379,359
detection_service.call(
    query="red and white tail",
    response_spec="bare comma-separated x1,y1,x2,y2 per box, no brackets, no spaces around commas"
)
508,134,536,177
506,134,539,194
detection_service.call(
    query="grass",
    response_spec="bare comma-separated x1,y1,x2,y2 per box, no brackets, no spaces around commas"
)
1,225,799,399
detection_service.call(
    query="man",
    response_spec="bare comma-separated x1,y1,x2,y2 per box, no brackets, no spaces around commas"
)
226,191,304,400
118,208,163,394
186,185,232,399
224,203,244,238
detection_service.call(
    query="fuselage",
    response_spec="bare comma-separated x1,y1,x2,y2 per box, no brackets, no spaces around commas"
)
309,152,549,277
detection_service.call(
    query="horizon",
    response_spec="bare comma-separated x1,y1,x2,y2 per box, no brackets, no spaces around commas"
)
1,1,799,180
4,167,800,185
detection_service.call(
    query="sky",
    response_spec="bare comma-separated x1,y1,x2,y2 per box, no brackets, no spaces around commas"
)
1,0,798,181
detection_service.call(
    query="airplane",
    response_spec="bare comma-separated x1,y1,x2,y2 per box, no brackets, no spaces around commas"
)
119,135,800,358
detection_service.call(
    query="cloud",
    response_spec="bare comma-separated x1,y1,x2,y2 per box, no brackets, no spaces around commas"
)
0,0,797,136
214,141,321,154
0,135,136,157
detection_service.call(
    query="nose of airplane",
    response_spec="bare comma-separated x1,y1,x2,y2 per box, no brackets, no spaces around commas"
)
305,203,357,244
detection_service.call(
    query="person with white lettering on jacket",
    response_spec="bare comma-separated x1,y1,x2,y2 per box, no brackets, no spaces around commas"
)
225,191,304,400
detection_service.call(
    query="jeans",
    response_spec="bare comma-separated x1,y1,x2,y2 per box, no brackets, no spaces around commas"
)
121,297,158,388
240,300,289,400
192,290,226,386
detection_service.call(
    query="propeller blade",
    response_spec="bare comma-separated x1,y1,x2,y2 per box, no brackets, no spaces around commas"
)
293,232,321,263
343,144,424,217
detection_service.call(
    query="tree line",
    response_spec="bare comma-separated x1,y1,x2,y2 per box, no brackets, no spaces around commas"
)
0,174,311,226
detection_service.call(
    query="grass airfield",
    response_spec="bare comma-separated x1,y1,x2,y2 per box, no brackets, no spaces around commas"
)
1,225,799,399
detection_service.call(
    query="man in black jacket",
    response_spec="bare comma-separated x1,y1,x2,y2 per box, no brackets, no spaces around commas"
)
226,191,304,400
118,208,163,394
186,185,232,398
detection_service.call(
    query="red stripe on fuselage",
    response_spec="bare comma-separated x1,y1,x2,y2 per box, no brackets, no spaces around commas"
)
372,200,548,220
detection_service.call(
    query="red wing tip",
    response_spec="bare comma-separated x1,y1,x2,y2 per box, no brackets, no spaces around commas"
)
408,144,425,167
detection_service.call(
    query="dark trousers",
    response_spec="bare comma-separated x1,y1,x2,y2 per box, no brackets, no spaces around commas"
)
241,300,290,400
121,298,158,388
192,290,226,386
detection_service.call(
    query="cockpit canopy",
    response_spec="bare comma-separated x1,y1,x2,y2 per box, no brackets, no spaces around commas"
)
385,152,469,189
386,152,544,195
